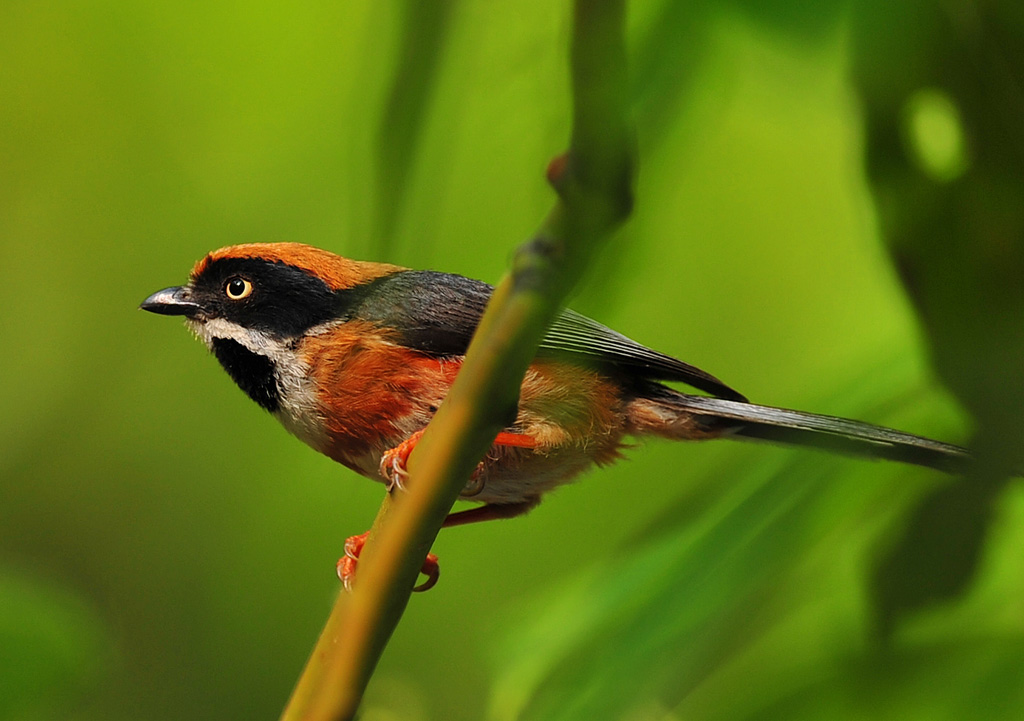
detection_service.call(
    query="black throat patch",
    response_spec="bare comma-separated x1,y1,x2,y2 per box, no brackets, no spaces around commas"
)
211,338,280,412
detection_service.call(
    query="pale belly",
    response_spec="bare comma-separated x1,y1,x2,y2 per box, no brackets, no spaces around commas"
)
319,434,619,506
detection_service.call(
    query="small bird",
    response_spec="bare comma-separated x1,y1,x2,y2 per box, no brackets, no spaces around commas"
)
142,242,968,590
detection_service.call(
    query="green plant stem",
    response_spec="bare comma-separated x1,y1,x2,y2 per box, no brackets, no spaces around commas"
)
279,2,632,719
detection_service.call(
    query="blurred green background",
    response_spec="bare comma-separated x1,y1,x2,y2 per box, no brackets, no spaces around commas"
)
3,1,1022,719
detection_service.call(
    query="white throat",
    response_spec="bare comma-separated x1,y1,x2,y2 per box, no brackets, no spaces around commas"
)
186,317,330,452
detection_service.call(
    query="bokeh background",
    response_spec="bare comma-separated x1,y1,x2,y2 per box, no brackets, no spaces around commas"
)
3,1,1022,719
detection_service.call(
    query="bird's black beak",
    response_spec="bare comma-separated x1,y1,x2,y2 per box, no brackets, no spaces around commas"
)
140,286,202,317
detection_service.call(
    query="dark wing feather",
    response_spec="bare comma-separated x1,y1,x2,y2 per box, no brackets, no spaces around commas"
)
542,308,746,401
340,270,489,356
344,270,745,400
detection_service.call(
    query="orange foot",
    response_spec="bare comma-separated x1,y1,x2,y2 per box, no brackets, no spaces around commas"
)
379,431,424,492
379,430,538,492
336,531,440,593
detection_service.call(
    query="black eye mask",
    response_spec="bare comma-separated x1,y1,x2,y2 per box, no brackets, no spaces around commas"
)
191,257,340,338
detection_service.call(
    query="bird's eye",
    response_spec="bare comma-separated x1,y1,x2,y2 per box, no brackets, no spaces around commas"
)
225,277,253,300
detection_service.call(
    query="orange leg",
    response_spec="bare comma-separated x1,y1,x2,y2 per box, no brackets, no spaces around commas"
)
442,497,541,527
336,498,537,593
336,531,440,593
379,429,538,490
346,430,539,592
492,431,539,449
378,430,423,492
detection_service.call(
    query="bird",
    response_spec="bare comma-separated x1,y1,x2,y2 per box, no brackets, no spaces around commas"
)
141,242,969,590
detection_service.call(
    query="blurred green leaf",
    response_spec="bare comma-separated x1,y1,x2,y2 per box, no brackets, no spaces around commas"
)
490,358,969,721
851,0,1024,632
373,0,456,259
744,640,1024,721
726,0,845,41
0,568,108,719
902,89,969,183
2,1,1017,719
870,477,1000,639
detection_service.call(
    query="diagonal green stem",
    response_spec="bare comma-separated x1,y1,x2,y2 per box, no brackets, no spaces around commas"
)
280,2,633,719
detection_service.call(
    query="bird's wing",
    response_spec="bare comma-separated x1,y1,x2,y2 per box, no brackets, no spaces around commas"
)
343,269,745,401
542,307,746,400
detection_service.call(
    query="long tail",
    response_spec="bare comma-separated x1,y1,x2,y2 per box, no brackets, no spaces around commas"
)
640,390,971,474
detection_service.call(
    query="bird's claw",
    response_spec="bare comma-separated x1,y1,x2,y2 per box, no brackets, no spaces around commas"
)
336,531,368,592
379,431,423,493
460,468,485,497
413,554,440,592
336,530,440,593
380,452,410,492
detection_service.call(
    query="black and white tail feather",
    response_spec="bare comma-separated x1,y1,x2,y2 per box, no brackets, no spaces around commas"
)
656,390,970,474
